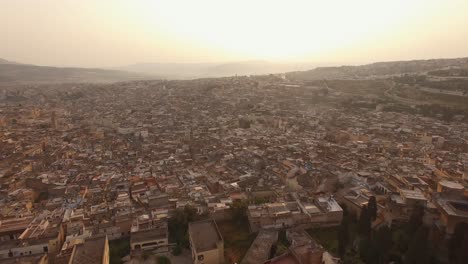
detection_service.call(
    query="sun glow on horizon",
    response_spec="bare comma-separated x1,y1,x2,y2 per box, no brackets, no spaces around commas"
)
142,0,438,61
1,0,468,67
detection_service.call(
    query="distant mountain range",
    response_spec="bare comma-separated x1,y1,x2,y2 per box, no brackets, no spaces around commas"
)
286,57,468,80
0,58,18,64
0,59,153,85
0,59,314,84
113,60,315,79
1,57,468,85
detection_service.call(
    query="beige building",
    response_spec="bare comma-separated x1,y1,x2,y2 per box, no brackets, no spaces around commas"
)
247,197,343,232
188,219,224,264
0,218,66,260
241,230,278,264
69,236,109,264
437,180,464,198
129,216,169,254
130,227,168,253
436,199,468,235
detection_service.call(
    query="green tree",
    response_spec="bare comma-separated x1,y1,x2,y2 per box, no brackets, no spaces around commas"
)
358,205,371,238
156,256,171,264
338,212,350,258
344,250,366,264
168,205,197,248
278,229,291,247
368,196,377,221
405,226,430,264
183,205,197,222
109,238,130,264
407,205,424,235
392,228,410,255
172,244,182,256
455,233,468,264
374,226,392,264
232,200,248,225
359,237,379,264
35,191,49,203
449,222,468,264
252,197,267,205
449,223,466,262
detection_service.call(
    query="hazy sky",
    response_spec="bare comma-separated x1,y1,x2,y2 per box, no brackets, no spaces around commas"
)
1,0,468,67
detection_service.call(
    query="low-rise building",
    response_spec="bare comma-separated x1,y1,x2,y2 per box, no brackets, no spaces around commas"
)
436,199,468,234
188,219,224,264
69,236,109,264
247,196,343,232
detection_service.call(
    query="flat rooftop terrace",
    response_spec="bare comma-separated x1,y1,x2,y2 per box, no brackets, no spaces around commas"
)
188,219,223,252
241,230,278,264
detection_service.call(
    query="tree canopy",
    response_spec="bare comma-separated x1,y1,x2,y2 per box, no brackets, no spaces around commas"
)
358,205,371,238
368,196,377,221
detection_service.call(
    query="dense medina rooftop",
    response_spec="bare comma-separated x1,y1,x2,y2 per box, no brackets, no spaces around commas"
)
0,75,467,263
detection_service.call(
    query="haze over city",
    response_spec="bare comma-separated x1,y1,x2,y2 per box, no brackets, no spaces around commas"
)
1,1,468,264
2,0,468,68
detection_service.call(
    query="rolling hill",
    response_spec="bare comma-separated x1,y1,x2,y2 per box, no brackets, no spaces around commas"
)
115,60,315,79
286,57,468,80
0,58,19,64
0,59,156,85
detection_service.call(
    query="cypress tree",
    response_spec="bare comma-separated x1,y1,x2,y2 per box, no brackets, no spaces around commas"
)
358,205,371,237
368,196,377,221
405,226,430,264
374,226,392,264
338,217,349,258
407,204,424,235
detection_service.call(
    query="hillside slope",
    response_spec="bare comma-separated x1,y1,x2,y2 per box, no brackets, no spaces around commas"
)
287,57,468,80
0,61,156,85
116,61,313,79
